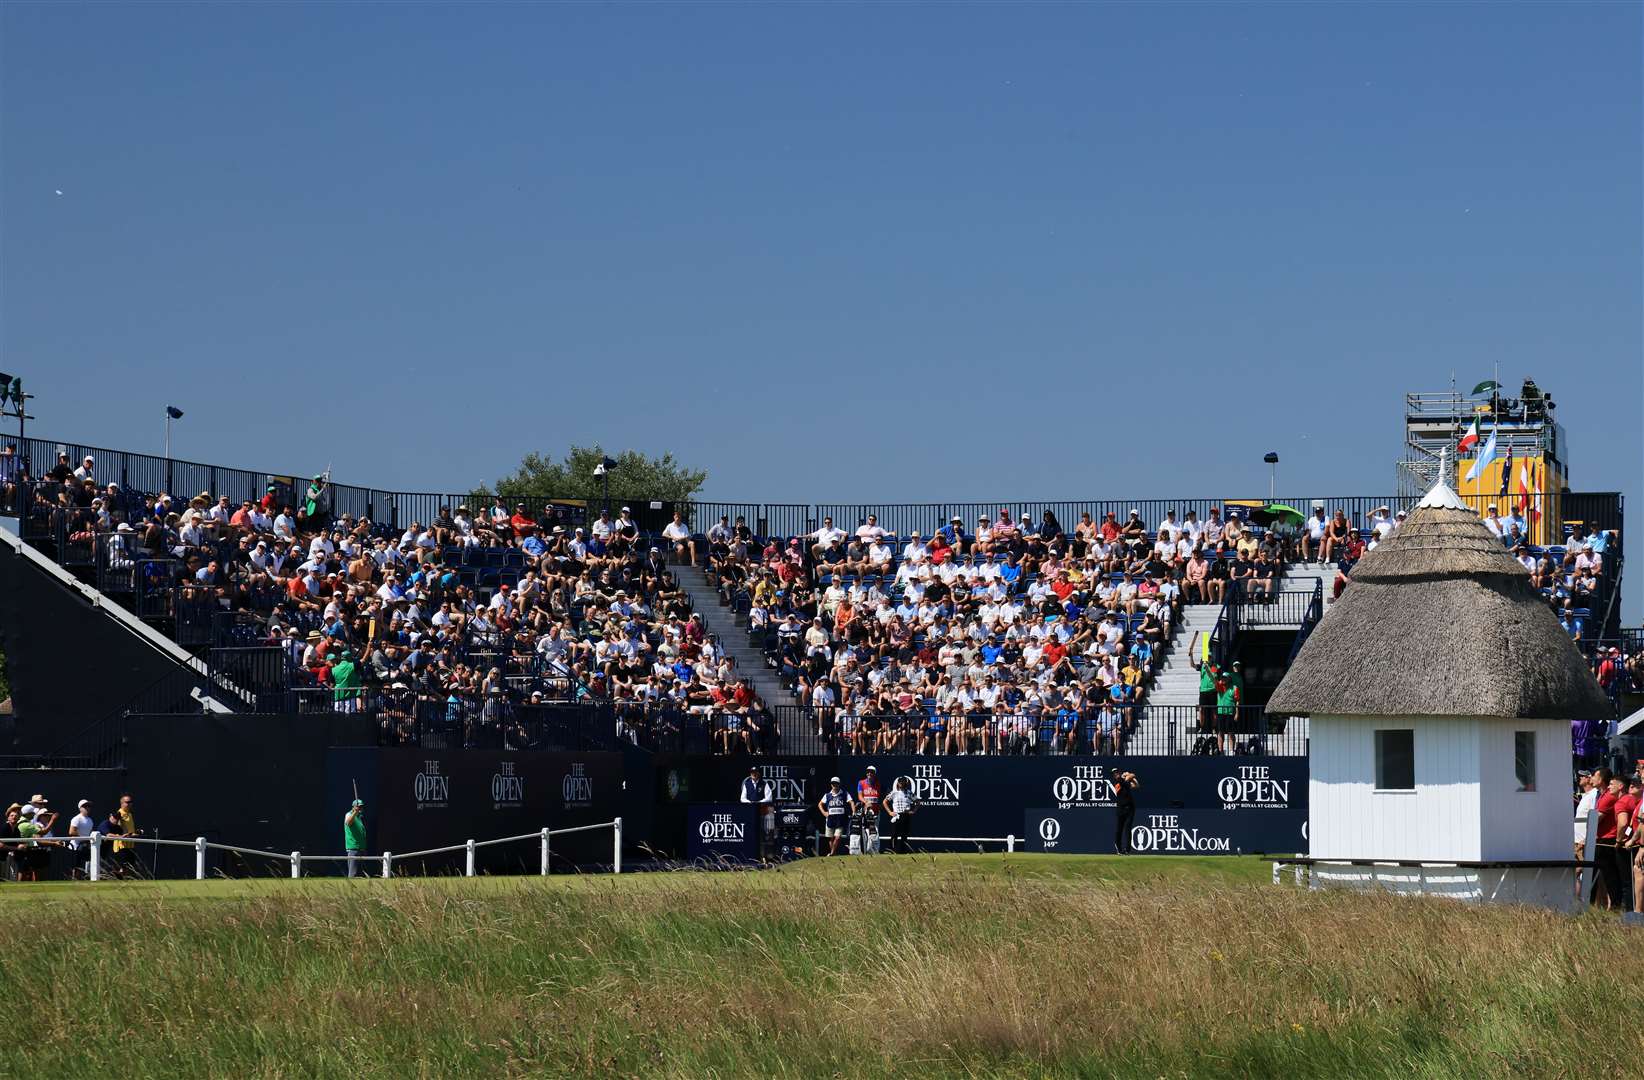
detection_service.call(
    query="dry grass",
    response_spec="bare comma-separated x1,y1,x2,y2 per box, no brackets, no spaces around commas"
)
1,857,1636,1078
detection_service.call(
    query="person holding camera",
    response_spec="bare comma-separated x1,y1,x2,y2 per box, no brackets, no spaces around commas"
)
1112,770,1139,854
884,777,916,854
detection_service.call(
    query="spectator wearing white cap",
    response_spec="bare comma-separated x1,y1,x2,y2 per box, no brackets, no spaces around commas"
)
68,798,97,875
817,777,856,856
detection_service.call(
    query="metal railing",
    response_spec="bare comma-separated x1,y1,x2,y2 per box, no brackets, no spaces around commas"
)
7,433,1620,549
764,704,1301,757
5,818,624,882
1233,583,1325,629
288,691,625,752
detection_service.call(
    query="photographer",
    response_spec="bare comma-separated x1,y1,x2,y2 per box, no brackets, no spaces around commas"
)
884,777,915,855
817,777,856,856
1113,770,1139,855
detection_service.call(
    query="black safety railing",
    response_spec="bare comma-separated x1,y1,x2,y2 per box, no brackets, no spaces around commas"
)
1234,582,1327,630
763,704,1301,758
286,688,626,751
7,432,1619,546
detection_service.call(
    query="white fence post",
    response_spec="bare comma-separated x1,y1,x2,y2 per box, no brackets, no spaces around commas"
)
195,836,208,880
88,833,101,882
465,839,477,878
612,817,623,874
540,827,550,876
381,851,392,879
291,851,302,879
1272,861,1281,885
1007,834,1016,854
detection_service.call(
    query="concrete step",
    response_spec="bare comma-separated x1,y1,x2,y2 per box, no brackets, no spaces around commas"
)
673,562,790,709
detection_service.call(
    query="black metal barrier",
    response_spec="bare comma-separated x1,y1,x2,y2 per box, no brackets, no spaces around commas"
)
765,705,1303,758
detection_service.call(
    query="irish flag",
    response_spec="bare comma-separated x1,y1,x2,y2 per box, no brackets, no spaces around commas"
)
1457,415,1481,453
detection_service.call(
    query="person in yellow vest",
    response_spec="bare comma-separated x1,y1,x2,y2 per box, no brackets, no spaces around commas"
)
104,794,139,877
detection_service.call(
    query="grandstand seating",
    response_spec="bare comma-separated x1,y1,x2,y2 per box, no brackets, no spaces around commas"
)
2,434,1626,757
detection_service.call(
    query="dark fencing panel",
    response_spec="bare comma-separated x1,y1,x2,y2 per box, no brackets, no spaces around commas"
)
653,753,1309,858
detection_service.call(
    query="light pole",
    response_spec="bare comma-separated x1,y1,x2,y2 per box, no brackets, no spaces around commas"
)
593,455,618,517
1263,451,1279,502
165,406,184,494
0,371,30,468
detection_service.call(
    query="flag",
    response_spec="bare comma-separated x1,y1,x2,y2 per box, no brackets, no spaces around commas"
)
1517,460,1531,515
1499,444,1514,497
1457,415,1480,453
165,405,185,420
1529,462,1542,521
1463,428,1497,482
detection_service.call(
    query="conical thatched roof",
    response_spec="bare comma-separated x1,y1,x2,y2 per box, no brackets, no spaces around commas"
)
1268,482,1611,719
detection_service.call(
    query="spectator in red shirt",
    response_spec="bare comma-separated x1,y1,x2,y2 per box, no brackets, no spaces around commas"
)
1611,769,1637,913
1591,770,1624,909
1618,774,1642,914
509,503,536,539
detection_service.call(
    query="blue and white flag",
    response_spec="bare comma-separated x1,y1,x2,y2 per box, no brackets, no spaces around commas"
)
1463,428,1498,483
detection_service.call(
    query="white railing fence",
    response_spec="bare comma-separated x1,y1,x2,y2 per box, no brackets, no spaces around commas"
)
815,831,1017,855
10,818,622,882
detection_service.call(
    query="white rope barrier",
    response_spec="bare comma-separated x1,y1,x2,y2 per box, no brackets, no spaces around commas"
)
47,818,625,882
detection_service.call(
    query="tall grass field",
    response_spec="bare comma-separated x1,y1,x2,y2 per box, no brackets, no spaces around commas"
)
1,854,1636,1078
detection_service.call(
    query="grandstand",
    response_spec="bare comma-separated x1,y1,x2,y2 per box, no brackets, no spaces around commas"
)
0,429,1631,772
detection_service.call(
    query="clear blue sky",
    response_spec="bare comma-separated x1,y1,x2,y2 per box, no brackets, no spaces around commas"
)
2,3,1639,616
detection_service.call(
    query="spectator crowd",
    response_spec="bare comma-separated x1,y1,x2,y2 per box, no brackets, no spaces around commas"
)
6,440,1629,758
15,454,771,750
706,505,1296,755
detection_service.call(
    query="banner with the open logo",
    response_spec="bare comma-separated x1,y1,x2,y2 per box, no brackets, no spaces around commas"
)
686,803,759,862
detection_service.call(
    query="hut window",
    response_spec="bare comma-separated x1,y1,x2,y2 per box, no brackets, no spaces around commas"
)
1374,729,1414,791
1514,731,1536,792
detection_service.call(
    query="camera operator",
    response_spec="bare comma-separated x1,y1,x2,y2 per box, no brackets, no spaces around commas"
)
884,777,916,854
817,777,856,856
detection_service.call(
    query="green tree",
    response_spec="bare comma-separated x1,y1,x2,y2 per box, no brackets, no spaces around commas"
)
487,446,707,505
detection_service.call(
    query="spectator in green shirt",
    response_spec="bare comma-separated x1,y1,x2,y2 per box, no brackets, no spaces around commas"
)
332,650,362,712
344,799,367,879
1197,659,1220,736
1216,661,1244,755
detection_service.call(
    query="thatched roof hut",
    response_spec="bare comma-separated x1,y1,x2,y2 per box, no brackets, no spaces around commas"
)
1267,482,1610,719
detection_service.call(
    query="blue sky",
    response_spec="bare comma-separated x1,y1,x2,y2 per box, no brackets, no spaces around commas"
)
2,3,1639,616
